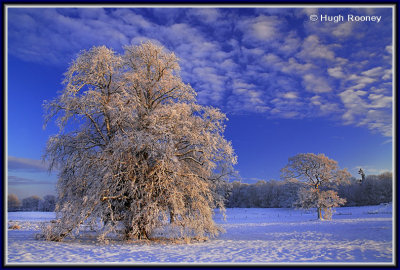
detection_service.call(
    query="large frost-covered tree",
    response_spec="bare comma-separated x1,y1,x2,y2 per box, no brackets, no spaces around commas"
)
42,42,237,242
281,153,350,219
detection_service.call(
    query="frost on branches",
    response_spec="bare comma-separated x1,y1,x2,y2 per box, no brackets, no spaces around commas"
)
41,42,237,242
281,153,350,220
295,188,346,220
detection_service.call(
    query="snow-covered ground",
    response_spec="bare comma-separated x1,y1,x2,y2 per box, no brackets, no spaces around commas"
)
6,204,394,265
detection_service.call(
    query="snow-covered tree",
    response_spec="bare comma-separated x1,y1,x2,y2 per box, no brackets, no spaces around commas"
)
281,153,350,219
338,172,392,206
22,196,42,211
225,179,304,208
8,194,21,212
40,195,56,212
278,178,305,208
42,42,237,242
294,188,346,220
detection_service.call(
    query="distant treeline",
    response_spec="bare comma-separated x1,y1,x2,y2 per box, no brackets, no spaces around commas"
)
8,194,56,212
225,172,392,208
7,172,392,211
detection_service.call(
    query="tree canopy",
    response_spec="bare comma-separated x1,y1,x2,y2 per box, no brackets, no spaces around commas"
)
281,153,350,219
42,42,237,242
281,153,350,190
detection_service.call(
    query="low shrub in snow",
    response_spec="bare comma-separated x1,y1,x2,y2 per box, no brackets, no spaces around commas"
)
9,224,21,230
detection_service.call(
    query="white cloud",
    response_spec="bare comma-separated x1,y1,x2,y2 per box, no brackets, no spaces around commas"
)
297,35,335,60
358,109,392,137
270,109,299,119
191,66,227,104
251,16,280,40
385,45,392,54
283,92,298,99
268,93,310,119
368,94,392,109
339,89,392,137
361,67,383,77
227,96,269,114
8,156,50,172
346,74,377,91
310,95,340,115
219,59,239,70
362,8,380,15
302,74,332,93
232,80,256,90
328,66,345,78
335,57,349,66
339,89,367,123
239,15,281,42
8,175,54,185
279,31,301,55
332,22,353,37
7,8,137,65
187,8,221,23
227,79,269,113
263,53,285,71
7,7,393,139
113,9,153,29
162,23,201,45
281,57,314,74
298,8,319,17
382,68,392,80
310,95,322,106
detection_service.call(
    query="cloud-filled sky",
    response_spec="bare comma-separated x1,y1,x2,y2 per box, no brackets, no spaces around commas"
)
6,5,394,199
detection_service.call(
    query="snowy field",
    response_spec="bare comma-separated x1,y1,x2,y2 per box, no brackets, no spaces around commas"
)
6,204,394,265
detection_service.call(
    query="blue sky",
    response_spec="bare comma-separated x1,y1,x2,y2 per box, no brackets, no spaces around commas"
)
6,6,394,199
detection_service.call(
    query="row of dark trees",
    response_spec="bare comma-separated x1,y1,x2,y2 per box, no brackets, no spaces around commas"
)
8,171,390,212
225,172,392,208
338,172,392,206
7,194,56,212
8,172,391,212
226,179,301,208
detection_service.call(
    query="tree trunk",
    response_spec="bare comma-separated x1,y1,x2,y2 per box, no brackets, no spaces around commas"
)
138,227,149,240
317,207,322,220
124,224,149,240
124,225,133,240
315,185,322,220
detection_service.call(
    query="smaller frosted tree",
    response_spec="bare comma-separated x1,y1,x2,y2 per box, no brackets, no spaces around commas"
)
281,153,350,220
295,188,346,220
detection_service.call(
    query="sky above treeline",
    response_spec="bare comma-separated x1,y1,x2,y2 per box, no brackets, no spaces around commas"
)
7,5,393,199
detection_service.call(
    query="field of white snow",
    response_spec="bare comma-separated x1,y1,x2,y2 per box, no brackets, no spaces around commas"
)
6,204,394,265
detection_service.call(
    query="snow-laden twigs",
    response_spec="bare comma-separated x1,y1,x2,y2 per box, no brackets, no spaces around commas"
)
42,42,237,242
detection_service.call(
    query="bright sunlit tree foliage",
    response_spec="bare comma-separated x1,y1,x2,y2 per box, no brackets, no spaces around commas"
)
42,42,237,242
